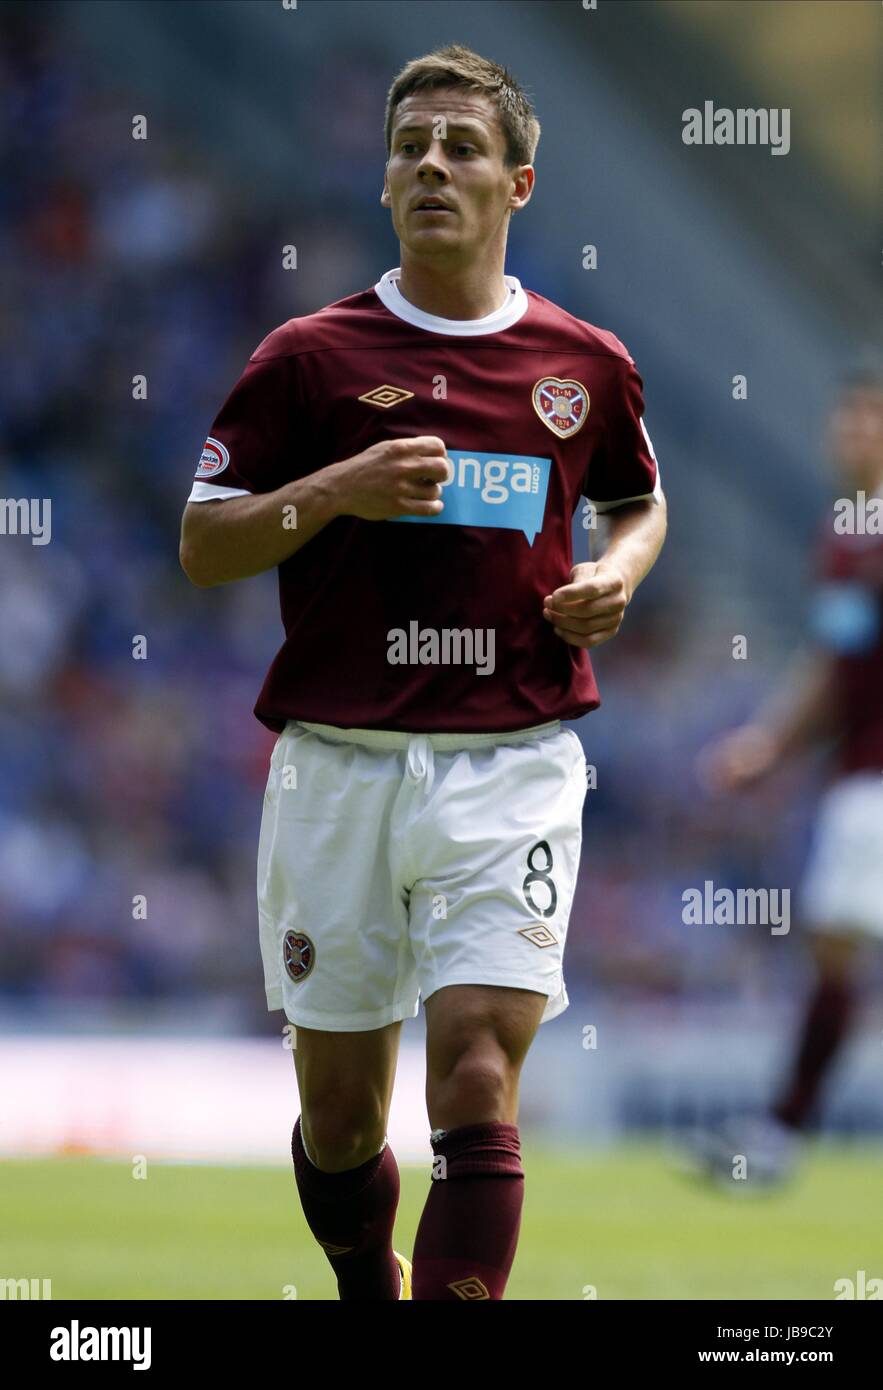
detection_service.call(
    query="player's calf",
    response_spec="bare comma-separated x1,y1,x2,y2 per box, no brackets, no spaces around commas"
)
291,1115,402,1300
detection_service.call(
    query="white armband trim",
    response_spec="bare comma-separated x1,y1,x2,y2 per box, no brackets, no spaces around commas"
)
187,481,253,503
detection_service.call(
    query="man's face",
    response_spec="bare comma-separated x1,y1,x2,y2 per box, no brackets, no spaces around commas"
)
828,386,883,489
382,87,533,261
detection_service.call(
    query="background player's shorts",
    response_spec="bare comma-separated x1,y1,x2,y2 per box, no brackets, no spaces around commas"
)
800,773,883,939
257,718,587,1031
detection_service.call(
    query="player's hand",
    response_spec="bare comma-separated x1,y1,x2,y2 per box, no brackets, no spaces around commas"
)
543,559,631,648
330,436,450,521
696,724,781,792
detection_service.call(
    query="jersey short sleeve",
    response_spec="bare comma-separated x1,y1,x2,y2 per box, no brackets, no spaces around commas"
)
583,356,661,514
809,526,883,656
187,336,299,502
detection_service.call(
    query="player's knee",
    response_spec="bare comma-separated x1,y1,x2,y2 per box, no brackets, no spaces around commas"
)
304,1104,387,1172
430,1046,512,1120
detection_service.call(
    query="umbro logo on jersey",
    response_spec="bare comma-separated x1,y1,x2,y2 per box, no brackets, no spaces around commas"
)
358,384,415,409
532,377,589,438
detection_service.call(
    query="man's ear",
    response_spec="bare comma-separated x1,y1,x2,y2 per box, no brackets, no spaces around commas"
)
380,170,390,206
509,165,535,213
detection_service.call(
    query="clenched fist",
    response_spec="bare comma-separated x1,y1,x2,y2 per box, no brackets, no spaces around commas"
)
543,559,631,648
330,436,450,522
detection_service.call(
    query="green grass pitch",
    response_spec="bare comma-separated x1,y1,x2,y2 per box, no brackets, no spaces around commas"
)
1,1143,879,1300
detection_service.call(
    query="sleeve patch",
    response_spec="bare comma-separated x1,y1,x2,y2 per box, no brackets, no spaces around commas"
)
195,437,230,480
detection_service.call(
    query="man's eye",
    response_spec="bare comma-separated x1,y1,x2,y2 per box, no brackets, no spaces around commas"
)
454,145,475,156
400,143,419,154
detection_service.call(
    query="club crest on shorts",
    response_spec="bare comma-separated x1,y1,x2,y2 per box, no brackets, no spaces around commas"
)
195,437,230,479
283,930,315,982
532,377,589,439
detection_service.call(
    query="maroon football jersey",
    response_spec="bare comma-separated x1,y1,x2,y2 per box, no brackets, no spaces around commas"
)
810,507,883,774
188,268,660,733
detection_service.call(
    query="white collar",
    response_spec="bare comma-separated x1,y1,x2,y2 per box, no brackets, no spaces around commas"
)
373,266,528,336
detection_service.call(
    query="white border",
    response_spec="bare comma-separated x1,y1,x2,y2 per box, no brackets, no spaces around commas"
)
187,481,252,503
373,266,528,336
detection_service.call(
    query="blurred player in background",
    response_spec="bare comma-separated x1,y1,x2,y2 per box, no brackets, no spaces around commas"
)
179,43,666,1297
691,360,883,1187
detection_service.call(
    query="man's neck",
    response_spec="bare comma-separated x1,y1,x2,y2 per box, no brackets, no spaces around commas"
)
396,256,510,321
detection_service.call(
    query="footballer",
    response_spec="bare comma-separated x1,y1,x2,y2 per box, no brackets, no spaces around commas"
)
179,44,666,1299
691,361,883,1187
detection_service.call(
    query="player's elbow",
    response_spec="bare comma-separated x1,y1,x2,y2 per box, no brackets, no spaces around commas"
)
180,539,230,588
179,541,213,587
179,514,221,588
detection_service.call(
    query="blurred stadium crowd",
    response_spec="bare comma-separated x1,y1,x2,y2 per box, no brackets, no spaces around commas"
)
0,7,873,1033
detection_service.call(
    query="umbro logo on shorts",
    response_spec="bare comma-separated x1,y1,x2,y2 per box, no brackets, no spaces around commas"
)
519,923,558,948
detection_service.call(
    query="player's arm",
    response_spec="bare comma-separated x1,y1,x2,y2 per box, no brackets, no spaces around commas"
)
698,651,841,791
546,348,665,646
543,492,667,648
179,437,448,588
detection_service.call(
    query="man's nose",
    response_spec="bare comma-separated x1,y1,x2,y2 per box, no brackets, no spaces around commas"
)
417,144,449,174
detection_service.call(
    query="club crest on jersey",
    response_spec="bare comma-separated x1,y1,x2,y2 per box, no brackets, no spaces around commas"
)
283,930,314,983
532,377,589,439
195,437,230,479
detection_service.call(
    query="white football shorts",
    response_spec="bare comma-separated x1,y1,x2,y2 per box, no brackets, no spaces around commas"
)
800,773,883,939
257,718,587,1031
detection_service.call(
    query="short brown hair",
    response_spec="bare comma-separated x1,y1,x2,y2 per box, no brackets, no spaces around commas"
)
384,43,541,169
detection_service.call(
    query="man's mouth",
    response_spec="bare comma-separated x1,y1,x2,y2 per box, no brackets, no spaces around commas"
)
413,199,454,214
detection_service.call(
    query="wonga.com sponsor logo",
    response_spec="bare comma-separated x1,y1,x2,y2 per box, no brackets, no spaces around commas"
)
391,450,552,545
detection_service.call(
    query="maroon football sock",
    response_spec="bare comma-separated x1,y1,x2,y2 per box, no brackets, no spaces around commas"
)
290,1115,401,1300
772,975,855,1130
411,1122,524,1300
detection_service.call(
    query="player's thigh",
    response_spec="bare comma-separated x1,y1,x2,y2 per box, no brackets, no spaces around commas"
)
292,1019,402,1159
